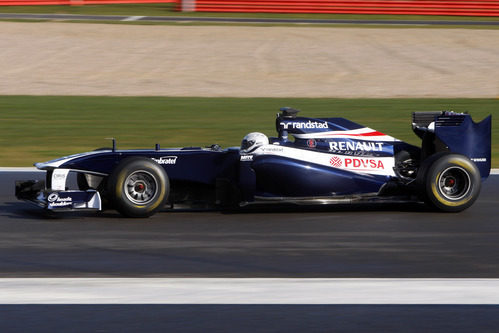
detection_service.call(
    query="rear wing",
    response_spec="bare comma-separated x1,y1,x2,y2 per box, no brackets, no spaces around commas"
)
412,111,491,179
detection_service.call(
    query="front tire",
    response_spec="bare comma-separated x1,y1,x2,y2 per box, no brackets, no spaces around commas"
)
423,153,481,212
107,157,169,217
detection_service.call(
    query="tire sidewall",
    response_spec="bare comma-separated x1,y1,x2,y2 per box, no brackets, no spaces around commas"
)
108,157,169,217
425,154,481,212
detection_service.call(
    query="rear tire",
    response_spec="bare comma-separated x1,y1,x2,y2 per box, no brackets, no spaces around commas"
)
107,157,169,218
423,153,481,212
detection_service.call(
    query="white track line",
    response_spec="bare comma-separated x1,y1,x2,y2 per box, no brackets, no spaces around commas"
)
121,16,145,22
0,278,498,304
0,167,42,172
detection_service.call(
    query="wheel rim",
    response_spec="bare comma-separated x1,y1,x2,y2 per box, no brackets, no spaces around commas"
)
437,166,471,201
124,170,158,205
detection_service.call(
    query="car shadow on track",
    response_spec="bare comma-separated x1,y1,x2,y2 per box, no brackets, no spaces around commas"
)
1,199,435,221
227,202,434,215
0,201,123,221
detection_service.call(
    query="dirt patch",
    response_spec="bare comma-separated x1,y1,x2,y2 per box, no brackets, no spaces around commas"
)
1,22,498,97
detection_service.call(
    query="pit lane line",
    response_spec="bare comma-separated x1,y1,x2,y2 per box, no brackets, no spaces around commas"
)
1,278,498,304
1,13,499,26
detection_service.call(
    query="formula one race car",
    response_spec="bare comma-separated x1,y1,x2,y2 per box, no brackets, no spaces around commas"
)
16,108,491,217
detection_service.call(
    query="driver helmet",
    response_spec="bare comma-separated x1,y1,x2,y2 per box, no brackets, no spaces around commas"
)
240,132,269,153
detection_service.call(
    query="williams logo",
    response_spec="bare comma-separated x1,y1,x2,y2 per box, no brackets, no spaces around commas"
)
152,156,178,165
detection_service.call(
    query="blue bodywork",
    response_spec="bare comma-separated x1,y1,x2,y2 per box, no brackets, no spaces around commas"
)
16,108,491,212
434,114,491,179
52,148,240,185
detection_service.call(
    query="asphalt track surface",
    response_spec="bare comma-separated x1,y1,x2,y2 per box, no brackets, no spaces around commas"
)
1,12,499,26
0,171,498,331
1,171,499,278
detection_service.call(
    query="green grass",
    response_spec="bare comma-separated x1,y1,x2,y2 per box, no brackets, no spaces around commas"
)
1,4,498,22
0,96,497,167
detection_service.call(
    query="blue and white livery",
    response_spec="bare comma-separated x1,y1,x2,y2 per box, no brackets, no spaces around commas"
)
16,107,491,217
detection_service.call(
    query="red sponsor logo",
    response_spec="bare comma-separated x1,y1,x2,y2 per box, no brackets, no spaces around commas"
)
344,158,384,169
329,156,342,167
307,139,316,148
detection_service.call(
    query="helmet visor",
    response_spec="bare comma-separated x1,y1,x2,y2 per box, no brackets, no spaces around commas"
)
241,139,255,152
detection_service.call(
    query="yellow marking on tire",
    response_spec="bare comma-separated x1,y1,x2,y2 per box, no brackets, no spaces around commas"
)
448,159,472,170
431,172,471,207
147,183,166,211
116,172,126,197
